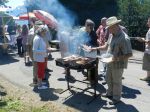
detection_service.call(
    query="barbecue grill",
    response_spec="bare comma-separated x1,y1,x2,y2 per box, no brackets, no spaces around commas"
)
55,55,99,104
56,57,97,69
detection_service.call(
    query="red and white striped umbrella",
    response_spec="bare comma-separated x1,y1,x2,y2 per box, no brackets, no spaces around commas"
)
19,12,36,20
33,10,58,29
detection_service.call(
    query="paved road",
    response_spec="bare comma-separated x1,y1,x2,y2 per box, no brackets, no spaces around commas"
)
0,49,149,112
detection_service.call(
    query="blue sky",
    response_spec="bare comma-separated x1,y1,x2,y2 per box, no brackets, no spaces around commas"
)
6,0,25,9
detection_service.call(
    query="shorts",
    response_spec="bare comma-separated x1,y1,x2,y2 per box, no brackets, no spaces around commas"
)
143,53,150,71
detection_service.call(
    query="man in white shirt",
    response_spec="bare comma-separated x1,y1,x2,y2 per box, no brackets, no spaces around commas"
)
137,17,150,81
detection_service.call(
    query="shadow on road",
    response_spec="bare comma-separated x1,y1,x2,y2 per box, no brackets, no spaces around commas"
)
32,71,59,101
61,82,106,112
122,85,141,99
115,101,139,112
0,53,19,65
33,87,59,101
63,92,107,112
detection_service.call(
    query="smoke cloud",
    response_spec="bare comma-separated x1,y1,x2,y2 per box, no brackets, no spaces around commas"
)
25,0,90,56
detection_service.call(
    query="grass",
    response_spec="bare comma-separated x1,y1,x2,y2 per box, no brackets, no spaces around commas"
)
0,97,49,112
0,97,24,112
0,84,50,112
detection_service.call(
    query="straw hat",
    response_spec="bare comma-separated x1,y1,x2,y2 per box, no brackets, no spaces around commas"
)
106,16,121,28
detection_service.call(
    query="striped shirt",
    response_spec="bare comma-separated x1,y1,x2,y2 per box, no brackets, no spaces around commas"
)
107,30,132,69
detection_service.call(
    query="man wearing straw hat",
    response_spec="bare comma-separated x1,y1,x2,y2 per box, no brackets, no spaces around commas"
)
90,16,132,105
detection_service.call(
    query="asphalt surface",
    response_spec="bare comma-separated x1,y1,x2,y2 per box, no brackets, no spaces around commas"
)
0,49,150,112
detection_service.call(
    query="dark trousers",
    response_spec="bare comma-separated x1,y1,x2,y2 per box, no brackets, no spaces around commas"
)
17,38,23,55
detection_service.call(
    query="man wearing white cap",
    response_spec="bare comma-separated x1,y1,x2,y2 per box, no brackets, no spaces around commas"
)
90,16,132,105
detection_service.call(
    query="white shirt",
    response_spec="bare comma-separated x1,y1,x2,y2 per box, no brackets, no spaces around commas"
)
145,29,150,54
33,35,47,62
27,27,35,45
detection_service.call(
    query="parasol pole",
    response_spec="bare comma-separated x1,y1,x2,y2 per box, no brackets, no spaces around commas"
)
26,7,30,28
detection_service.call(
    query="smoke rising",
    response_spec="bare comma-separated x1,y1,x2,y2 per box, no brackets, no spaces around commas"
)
25,0,90,56
25,0,77,30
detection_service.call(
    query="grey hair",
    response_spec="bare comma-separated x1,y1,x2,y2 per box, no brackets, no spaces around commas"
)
101,17,107,23
85,19,95,30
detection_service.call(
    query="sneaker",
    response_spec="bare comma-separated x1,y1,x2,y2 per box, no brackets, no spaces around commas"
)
101,93,113,99
42,82,47,85
109,99,121,105
102,81,107,85
38,85,48,89
140,77,150,81
100,69,105,72
29,82,38,87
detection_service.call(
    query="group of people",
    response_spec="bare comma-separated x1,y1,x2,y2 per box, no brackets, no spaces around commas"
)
1,15,149,105
5,19,54,89
76,16,150,105
26,20,53,90
29,16,149,105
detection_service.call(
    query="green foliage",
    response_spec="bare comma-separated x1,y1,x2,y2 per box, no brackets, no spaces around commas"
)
0,13,15,26
0,98,23,112
31,107,49,112
117,0,150,37
59,0,117,26
0,97,49,112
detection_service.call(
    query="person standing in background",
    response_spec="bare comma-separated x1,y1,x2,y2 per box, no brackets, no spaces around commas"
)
33,25,49,89
16,25,23,56
137,17,150,81
29,20,43,86
21,24,29,64
96,17,108,73
96,17,108,47
43,21,53,72
7,25,16,48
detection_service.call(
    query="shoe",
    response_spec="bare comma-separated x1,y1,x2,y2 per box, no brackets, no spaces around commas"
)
100,69,105,72
140,77,150,81
102,81,106,85
109,99,121,105
101,94,113,99
29,82,38,87
45,68,53,72
38,85,48,89
42,82,47,85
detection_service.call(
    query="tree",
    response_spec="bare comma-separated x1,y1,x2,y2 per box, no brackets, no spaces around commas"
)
117,0,150,51
117,0,150,36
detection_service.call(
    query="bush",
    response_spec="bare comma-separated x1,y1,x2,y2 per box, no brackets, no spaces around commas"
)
117,0,150,51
